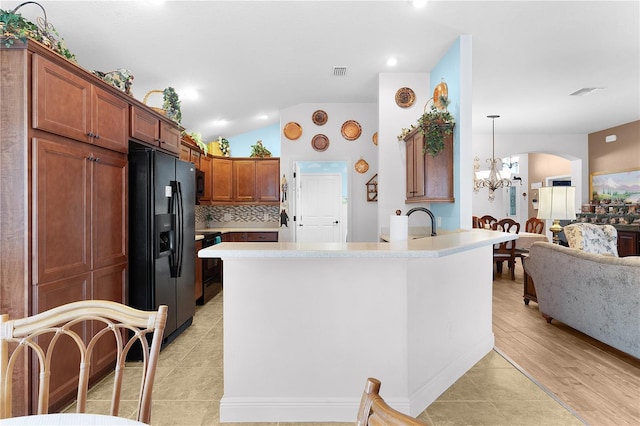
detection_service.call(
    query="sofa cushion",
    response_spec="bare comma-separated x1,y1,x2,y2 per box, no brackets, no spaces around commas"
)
563,223,618,256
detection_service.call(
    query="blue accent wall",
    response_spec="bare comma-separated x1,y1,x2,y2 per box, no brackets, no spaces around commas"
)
429,38,461,229
226,123,281,157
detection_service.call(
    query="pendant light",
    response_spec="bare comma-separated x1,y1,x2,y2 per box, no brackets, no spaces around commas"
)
473,115,511,202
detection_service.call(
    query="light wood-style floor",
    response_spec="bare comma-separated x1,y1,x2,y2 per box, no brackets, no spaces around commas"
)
492,262,640,426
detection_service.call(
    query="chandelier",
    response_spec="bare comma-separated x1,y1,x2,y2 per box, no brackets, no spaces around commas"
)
473,115,511,202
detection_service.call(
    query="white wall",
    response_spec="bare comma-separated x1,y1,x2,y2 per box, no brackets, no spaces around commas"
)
377,73,430,234
471,133,588,223
279,103,379,242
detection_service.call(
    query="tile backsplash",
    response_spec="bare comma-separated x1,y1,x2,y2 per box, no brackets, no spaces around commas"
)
196,205,279,226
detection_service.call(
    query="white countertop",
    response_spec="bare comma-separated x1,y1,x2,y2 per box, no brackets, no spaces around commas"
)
199,229,515,259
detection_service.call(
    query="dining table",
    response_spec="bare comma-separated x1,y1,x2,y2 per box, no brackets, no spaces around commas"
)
515,231,549,250
0,413,146,425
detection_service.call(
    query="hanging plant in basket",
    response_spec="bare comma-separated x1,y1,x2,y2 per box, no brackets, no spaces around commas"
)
417,96,455,157
162,87,182,124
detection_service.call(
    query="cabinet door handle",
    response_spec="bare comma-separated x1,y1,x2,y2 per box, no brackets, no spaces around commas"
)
87,132,95,138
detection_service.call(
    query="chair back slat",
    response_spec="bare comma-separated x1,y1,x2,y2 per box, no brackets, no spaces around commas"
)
1,300,167,424
356,378,427,425
478,215,498,229
492,218,521,280
525,217,544,234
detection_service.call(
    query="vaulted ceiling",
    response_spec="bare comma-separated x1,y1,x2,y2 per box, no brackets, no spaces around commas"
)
7,0,639,140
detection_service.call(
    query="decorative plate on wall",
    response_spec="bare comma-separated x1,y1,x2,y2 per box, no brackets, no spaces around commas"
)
355,158,369,174
312,110,328,126
283,122,303,140
311,134,330,152
372,132,378,146
395,87,415,108
341,120,362,141
433,81,449,110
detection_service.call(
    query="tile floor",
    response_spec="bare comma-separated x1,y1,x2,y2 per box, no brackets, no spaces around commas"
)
74,292,583,425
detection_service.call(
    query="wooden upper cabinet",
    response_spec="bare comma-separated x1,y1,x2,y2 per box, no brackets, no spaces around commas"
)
404,127,454,203
179,144,191,162
405,130,425,200
211,157,233,202
199,154,213,202
130,106,159,144
210,157,280,204
233,160,256,202
33,136,127,284
32,54,128,153
256,159,280,203
130,106,180,155
91,86,129,152
34,136,92,284
180,140,202,169
92,153,128,269
160,120,181,154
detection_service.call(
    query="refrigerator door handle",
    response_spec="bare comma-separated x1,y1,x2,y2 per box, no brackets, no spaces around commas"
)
176,181,184,277
169,180,179,278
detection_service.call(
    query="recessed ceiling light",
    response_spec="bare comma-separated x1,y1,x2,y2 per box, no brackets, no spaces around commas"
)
412,0,428,8
212,119,228,127
257,114,269,120
569,87,603,96
179,88,199,101
386,57,398,67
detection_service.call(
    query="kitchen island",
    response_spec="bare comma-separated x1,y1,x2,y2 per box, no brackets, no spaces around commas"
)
199,229,515,422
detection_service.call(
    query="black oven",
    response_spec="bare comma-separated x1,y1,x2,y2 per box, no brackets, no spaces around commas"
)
198,232,222,304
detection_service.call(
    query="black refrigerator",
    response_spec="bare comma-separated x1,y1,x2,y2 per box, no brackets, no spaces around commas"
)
129,143,196,345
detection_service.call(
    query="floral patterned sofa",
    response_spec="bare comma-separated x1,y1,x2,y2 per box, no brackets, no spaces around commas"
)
524,241,640,358
563,223,619,256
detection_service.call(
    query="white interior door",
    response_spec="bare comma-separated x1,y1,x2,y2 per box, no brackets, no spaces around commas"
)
296,172,343,243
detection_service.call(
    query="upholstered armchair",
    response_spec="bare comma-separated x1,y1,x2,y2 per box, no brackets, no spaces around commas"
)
563,223,618,256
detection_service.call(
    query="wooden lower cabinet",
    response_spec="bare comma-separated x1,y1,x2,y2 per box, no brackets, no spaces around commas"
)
90,263,127,378
32,262,127,413
195,240,204,302
617,230,640,257
33,274,89,413
223,231,278,242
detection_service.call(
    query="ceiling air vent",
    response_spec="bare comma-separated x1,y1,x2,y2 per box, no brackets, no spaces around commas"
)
333,66,348,77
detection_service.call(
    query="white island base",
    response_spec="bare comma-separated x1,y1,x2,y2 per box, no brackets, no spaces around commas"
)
201,231,513,422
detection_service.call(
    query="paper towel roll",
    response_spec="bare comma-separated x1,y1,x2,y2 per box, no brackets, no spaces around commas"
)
389,215,408,241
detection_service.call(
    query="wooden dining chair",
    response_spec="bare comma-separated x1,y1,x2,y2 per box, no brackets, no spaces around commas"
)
525,217,545,234
492,218,520,280
356,378,427,425
0,300,167,424
478,215,498,229
515,217,546,266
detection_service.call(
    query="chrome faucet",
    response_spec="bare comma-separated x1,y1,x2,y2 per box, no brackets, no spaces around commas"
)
406,207,437,236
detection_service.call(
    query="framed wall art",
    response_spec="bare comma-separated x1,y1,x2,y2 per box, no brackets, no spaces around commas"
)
589,168,640,203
